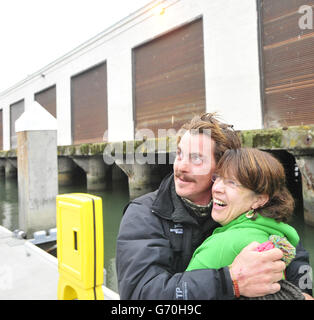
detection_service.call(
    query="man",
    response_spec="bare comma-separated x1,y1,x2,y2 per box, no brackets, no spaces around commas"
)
116,113,312,300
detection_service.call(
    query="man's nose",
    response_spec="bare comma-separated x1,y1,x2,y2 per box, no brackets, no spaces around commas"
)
176,156,190,172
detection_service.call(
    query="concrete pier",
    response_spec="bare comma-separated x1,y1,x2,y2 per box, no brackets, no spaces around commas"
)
241,125,314,227
295,156,314,227
116,163,161,199
15,102,58,237
112,163,127,182
72,155,111,191
1,125,313,226
106,138,172,198
58,157,77,186
0,159,5,176
5,159,17,179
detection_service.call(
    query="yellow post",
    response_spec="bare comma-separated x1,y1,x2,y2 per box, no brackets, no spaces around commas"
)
56,193,104,300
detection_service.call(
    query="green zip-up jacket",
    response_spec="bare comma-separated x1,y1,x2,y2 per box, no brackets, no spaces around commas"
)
186,212,300,271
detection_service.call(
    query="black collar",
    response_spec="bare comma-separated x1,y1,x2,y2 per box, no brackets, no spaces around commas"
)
151,173,199,226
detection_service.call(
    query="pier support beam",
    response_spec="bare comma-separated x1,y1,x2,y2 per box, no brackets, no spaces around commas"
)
0,159,5,177
15,102,58,237
5,159,17,178
72,155,111,191
112,163,127,182
116,163,160,199
294,155,314,227
58,157,76,186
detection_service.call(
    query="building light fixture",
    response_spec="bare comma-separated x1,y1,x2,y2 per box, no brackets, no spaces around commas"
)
153,3,165,16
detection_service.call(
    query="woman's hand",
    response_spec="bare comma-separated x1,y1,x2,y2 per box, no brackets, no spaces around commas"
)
229,242,286,297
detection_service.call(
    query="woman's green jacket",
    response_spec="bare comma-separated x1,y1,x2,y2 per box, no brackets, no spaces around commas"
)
186,212,299,271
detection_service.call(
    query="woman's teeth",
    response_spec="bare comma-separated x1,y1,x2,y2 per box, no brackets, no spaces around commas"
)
213,198,227,207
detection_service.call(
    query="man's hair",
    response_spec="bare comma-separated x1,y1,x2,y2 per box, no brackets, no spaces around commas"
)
177,113,241,163
216,148,294,223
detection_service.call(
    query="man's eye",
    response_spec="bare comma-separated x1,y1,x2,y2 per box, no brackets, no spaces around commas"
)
191,155,202,164
176,150,182,158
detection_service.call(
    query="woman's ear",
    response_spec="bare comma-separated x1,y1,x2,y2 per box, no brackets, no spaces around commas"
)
251,194,269,210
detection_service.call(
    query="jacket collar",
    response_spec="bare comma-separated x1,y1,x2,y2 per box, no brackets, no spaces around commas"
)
151,172,174,218
151,173,199,226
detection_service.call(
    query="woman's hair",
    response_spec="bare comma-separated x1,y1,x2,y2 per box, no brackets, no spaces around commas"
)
177,112,242,164
215,148,294,223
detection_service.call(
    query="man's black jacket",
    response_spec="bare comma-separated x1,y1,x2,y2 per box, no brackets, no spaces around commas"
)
116,173,312,299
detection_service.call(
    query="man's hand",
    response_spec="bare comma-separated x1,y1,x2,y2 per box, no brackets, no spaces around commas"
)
303,293,314,300
229,242,286,297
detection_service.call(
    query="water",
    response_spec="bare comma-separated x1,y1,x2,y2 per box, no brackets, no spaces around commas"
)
0,176,313,294
0,176,130,293
0,178,19,230
57,179,131,292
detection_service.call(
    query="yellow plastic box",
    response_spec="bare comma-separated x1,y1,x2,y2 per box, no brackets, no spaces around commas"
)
56,193,104,300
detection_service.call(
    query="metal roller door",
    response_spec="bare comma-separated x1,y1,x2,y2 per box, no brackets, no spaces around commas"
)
71,62,108,144
35,85,57,118
259,0,314,127
133,18,206,135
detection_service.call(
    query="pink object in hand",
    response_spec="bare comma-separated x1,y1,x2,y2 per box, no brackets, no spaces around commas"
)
254,241,275,252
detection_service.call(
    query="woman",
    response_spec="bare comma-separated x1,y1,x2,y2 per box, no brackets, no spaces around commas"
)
186,148,312,300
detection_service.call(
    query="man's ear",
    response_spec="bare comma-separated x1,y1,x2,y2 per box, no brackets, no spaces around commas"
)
251,194,269,209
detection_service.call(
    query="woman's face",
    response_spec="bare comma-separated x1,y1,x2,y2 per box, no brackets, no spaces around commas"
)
211,173,263,226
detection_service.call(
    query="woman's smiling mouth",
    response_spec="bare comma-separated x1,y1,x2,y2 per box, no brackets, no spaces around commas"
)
213,198,227,207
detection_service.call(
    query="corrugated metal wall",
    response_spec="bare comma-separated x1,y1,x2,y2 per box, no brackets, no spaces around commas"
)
10,100,24,149
35,85,57,118
71,62,108,144
260,0,314,127
0,110,2,150
133,18,206,136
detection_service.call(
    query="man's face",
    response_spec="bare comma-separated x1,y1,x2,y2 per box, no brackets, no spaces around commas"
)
173,131,216,205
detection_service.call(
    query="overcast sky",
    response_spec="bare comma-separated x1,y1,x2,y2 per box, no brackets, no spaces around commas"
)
0,0,151,93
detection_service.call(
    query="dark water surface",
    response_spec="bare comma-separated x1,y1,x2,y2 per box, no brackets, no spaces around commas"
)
0,177,313,293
